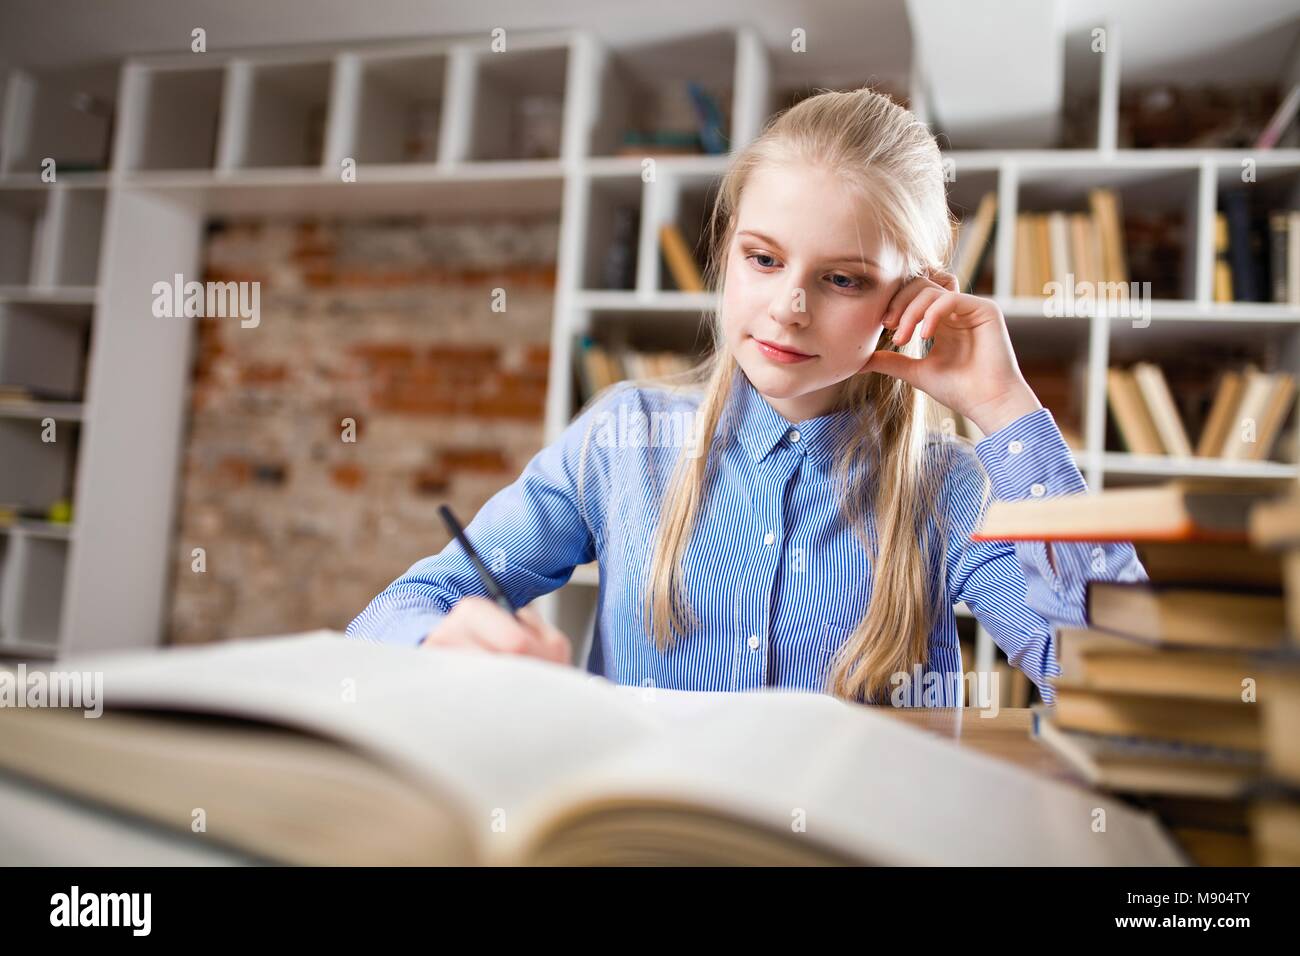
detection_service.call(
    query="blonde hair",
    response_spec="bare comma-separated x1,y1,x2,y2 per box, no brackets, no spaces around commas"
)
576,88,965,704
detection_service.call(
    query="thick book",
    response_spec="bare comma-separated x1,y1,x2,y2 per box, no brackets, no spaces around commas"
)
1131,540,1282,589
971,479,1294,543
0,632,1185,866
1086,581,1286,650
1032,710,1261,799
1049,683,1261,752
1054,625,1274,700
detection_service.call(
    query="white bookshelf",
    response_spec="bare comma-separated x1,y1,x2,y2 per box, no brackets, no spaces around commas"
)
0,61,108,659
0,23,1295,665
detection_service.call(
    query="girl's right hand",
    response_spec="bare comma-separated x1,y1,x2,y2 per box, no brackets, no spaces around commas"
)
420,597,572,665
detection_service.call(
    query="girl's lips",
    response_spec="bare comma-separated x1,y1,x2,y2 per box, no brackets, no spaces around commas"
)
753,336,816,364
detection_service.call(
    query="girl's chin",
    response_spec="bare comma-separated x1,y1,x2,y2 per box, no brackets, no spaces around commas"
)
742,361,821,393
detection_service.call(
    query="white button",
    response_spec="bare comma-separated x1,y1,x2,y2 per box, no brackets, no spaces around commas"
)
1008,439,1024,454
1030,482,1046,497
788,429,801,443
763,531,775,546
747,635,761,650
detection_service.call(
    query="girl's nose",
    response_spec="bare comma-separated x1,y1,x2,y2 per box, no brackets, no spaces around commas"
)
768,275,810,325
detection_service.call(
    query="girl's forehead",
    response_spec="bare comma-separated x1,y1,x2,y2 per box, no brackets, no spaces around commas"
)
734,164,901,271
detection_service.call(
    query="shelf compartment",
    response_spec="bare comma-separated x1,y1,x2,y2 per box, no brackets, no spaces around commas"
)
1213,161,1300,305
0,302,91,399
1116,25,1300,150
4,534,70,650
581,175,644,291
0,189,52,287
0,65,117,175
465,45,568,161
0,417,79,512
46,187,105,286
229,60,335,169
1016,165,1201,302
571,309,712,412
125,65,226,171
653,172,719,293
587,30,736,158
349,52,448,165
1106,320,1299,465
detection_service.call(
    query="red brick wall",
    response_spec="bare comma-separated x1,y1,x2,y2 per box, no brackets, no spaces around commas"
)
168,216,559,644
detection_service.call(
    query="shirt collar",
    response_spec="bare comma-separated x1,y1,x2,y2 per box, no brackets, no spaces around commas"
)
729,371,858,468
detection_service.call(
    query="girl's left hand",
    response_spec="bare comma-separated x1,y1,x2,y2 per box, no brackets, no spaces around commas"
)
860,269,1043,434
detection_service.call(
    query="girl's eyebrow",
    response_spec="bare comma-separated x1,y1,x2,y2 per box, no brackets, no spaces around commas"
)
736,229,881,271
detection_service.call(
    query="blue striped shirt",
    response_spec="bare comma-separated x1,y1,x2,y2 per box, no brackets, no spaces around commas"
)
346,371,1147,705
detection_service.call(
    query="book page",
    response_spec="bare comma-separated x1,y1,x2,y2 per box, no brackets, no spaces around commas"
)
513,687,1188,866
64,631,666,840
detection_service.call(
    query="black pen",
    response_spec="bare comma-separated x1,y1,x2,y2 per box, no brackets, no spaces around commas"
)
437,504,519,620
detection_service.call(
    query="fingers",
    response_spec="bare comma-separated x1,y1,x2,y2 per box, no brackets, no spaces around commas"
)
892,286,947,347
517,606,573,665
881,274,947,345
929,268,959,293
862,348,923,387
423,596,570,664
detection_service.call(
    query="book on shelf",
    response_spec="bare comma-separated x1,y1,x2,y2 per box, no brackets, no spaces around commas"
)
0,631,1185,866
1107,361,1296,462
658,222,705,292
574,334,695,402
1219,195,1300,305
1106,366,1165,456
949,191,996,294
1218,367,1297,461
1013,188,1127,298
1131,361,1193,457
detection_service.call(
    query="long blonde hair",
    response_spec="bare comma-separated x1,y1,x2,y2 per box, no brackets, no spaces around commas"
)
576,88,962,703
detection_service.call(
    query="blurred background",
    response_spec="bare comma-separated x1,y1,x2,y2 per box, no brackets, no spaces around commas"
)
0,0,1296,717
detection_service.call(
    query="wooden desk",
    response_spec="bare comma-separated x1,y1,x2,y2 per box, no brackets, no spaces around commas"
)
873,706,1087,788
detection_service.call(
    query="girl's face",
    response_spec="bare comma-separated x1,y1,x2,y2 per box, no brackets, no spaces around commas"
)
721,161,907,423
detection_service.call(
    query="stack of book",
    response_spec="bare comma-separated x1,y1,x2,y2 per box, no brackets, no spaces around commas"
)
574,334,696,400
1013,188,1128,298
1246,492,1300,865
1107,361,1296,461
973,478,1299,865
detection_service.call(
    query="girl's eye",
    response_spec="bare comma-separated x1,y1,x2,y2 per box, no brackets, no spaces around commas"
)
826,273,868,291
746,252,778,269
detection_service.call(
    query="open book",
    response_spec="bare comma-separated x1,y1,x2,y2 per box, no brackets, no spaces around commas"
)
0,631,1186,865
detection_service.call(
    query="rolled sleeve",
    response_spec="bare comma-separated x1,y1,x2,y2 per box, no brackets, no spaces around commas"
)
944,407,1147,706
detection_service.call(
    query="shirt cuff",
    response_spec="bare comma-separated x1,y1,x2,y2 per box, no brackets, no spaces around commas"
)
358,611,445,648
972,407,1086,502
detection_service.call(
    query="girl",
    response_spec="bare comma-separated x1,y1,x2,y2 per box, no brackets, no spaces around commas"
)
347,88,1146,707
